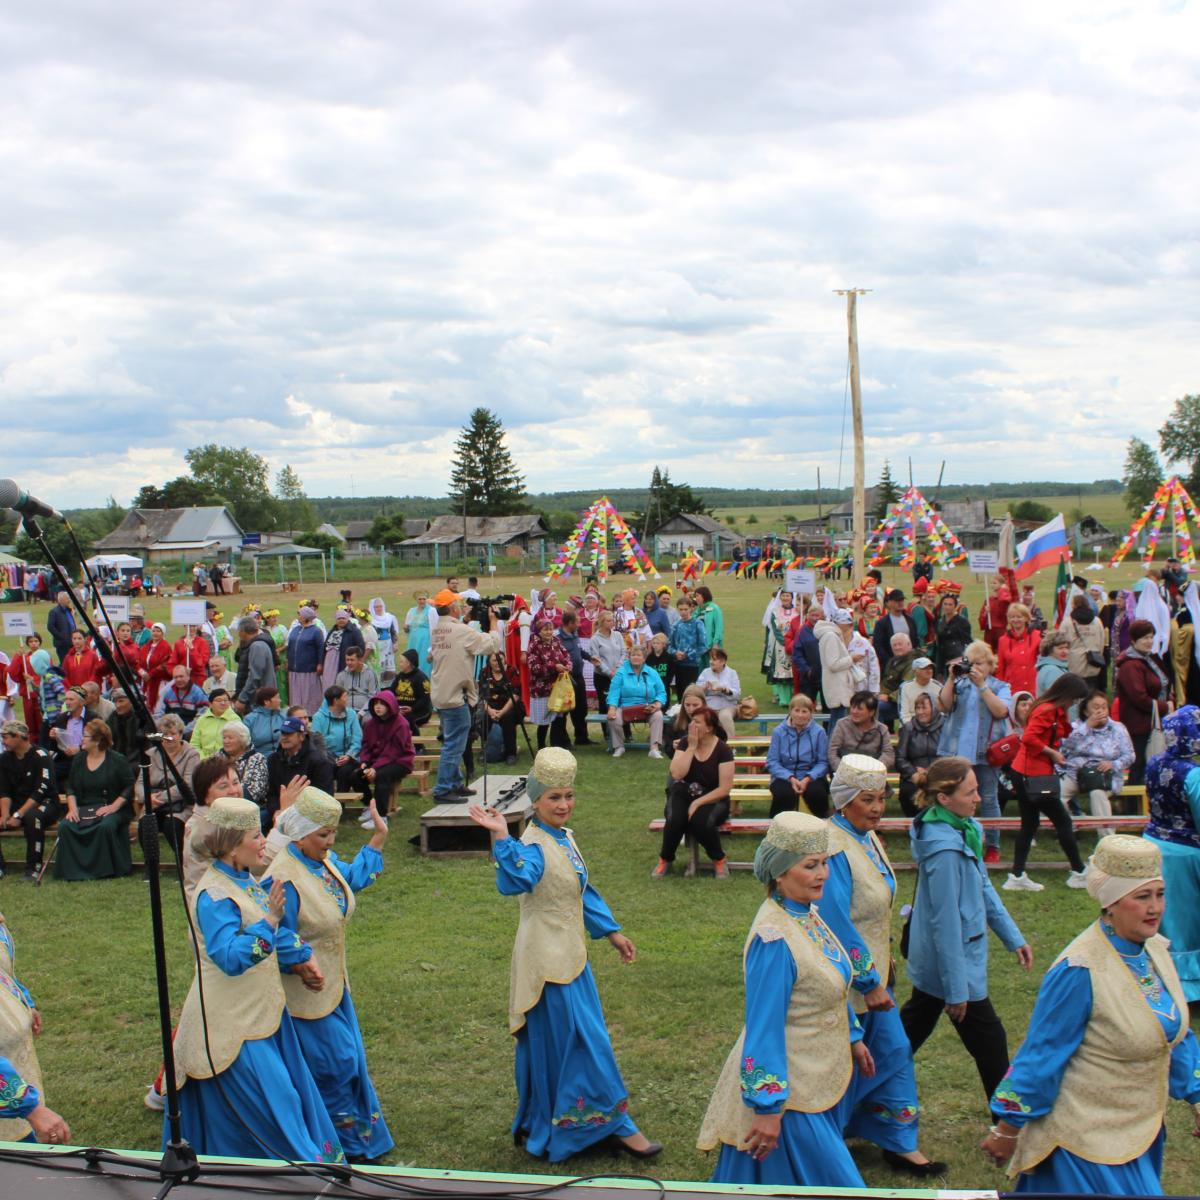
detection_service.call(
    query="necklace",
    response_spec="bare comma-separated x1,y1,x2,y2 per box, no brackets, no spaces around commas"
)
1103,922,1166,1005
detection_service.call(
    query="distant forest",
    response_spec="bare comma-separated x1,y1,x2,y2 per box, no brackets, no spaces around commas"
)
301,480,1124,524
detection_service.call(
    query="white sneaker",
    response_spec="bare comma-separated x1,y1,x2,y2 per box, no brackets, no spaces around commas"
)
144,1083,166,1112
647,747,663,760
1066,869,1090,890
358,811,374,828
1002,873,1044,892
611,746,625,758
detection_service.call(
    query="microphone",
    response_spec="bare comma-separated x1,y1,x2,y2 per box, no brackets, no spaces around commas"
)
0,479,64,523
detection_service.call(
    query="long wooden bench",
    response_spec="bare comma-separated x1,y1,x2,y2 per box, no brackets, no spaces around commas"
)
648,810,1151,876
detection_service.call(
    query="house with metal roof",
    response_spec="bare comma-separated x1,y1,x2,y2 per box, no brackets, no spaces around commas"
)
92,507,244,562
398,514,548,561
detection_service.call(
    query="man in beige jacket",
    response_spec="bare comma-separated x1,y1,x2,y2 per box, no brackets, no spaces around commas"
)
428,587,502,801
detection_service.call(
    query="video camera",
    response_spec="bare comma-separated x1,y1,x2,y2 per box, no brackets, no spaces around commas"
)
467,593,515,625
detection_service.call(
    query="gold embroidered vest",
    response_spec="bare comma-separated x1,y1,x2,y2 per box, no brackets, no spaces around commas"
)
1008,921,1188,1177
264,849,355,1020
697,899,854,1151
827,821,896,1014
0,933,42,1142
173,865,286,1088
508,824,588,1034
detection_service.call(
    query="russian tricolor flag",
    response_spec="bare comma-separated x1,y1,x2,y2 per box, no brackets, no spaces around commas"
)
1014,513,1070,580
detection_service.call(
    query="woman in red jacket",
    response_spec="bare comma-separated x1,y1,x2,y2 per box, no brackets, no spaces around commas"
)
62,630,105,689
110,622,143,690
995,602,1039,696
1003,674,1092,894
171,627,210,689
7,633,45,743
139,623,174,711
1114,619,1173,784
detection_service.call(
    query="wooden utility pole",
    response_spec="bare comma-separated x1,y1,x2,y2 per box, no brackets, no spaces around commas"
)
835,288,871,578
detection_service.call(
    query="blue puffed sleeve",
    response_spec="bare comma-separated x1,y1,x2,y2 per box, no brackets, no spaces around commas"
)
582,882,620,938
990,960,1092,1126
0,1055,40,1117
492,836,546,894
329,845,384,893
739,935,797,1114
196,892,282,975
1169,1028,1200,1103
821,853,881,994
1183,766,1200,829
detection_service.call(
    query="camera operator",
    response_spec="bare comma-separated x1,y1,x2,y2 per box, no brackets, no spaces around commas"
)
428,587,502,801
937,640,1011,863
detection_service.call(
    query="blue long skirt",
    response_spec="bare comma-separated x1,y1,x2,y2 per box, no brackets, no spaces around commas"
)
169,1014,343,1163
1014,1128,1164,1195
407,625,431,677
513,963,638,1162
711,1105,865,1188
838,997,919,1153
1155,838,1200,1002
293,989,393,1161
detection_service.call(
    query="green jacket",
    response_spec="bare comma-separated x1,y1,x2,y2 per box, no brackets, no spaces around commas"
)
697,600,724,648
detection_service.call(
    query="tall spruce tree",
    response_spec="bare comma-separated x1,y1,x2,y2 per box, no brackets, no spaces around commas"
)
1123,437,1163,517
447,408,528,515
874,461,902,520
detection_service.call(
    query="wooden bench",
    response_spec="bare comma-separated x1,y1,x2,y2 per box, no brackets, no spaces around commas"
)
648,811,1152,876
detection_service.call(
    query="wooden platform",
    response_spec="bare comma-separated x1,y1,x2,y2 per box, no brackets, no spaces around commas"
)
419,774,530,857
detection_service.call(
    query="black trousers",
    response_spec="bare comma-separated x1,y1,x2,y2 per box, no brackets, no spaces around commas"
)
0,797,64,870
673,663,700,703
351,763,409,816
568,671,590,742
334,758,362,793
660,782,729,864
901,986,1010,1101
1011,773,1084,876
768,776,830,818
1130,731,1150,785
897,779,920,818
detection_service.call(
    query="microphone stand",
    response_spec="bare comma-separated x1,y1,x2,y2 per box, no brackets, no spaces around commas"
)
22,515,199,1197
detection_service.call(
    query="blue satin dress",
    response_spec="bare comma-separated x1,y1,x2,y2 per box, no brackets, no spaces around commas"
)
710,897,866,1188
277,842,392,1162
493,819,641,1162
0,1055,39,1135
991,923,1200,1195
169,859,344,1163
822,813,921,1153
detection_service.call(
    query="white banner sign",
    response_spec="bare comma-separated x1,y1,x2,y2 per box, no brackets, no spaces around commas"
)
103,595,131,622
2,611,35,637
967,550,1000,575
170,598,208,626
784,568,817,596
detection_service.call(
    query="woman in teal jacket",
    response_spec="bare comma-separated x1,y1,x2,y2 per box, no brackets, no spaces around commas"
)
900,756,1032,1103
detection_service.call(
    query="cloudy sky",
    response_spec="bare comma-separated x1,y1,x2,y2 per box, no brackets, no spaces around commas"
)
3,0,1197,507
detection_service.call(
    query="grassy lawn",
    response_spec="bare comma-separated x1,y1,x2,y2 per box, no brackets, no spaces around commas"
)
2,564,1196,1192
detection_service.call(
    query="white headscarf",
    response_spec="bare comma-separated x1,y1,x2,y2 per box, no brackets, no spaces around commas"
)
276,805,322,841
822,587,839,620
369,597,395,634
1134,582,1171,656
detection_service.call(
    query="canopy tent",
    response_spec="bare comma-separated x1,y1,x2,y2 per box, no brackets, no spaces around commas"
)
1109,475,1200,568
544,497,658,586
865,486,968,569
0,551,25,566
85,554,142,570
248,543,328,584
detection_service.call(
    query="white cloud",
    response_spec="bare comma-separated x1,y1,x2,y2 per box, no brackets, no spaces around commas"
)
3,0,1198,507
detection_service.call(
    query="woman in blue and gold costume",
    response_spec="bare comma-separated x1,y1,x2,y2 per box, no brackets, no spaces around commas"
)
697,810,872,1188
171,795,342,1163
821,754,946,1178
468,747,661,1164
265,787,392,1164
982,834,1200,1194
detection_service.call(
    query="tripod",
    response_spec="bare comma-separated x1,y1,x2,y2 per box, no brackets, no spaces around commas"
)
19,514,199,1198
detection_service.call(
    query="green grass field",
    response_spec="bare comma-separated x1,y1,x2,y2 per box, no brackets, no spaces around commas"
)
1,566,1196,1191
